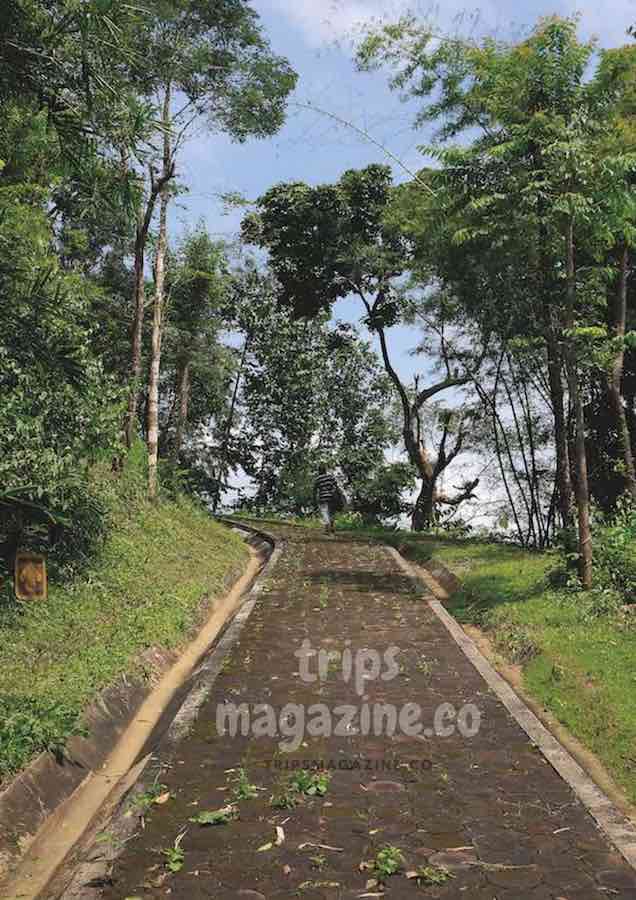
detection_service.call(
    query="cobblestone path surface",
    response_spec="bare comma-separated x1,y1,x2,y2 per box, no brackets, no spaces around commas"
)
99,525,636,899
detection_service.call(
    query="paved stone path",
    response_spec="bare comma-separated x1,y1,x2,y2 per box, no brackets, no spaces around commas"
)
99,525,636,899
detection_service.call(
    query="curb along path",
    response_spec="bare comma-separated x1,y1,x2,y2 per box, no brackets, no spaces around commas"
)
95,525,636,899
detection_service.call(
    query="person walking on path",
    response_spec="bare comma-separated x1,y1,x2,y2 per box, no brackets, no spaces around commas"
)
313,464,340,533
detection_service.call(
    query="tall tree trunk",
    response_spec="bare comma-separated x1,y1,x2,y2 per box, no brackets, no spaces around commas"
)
123,156,176,450
607,243,636,500
564,219,592,588
172,358,191,464
147,84,172,500
212,332,251,513
546,325,573,529
124,205,148,449
534,145,573,532
412,478,436,531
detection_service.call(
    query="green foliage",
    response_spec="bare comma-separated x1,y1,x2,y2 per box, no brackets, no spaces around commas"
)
412,865,454,886
241,164,410,319
162,842,185,873
231,767,259,800
553,501,636,607
231,273,405,519
189,804,238,826
0,181,124,572
373,845,404,880
131,783,170,813
0,696,85,782
289,769,330,797
0,453,248,783
271,769,330,809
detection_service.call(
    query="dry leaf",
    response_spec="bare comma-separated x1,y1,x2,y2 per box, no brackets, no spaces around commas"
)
365,878,378,889
154,792,171,805
257,842,273,852
283,865,292,876
275,826,285,846
299,842,343,852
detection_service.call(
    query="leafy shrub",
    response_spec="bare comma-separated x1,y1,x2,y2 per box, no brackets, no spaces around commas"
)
335,510,364,529
591,502,636,601
0,695,85,781
0,186,124,582
552,501,636,609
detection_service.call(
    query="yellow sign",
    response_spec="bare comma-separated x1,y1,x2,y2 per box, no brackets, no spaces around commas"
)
15,552,47,601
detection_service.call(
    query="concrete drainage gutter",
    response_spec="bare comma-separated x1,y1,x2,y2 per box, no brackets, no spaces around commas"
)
0,520,278,900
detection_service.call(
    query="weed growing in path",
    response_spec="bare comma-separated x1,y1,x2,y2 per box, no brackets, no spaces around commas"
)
270,769,330,809
189,804,238,826
374,845,404,881
130,783,170,813
161,834,185,873
410,865,454,886
231,767,259,801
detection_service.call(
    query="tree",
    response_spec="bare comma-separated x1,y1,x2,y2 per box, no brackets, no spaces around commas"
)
159,228,230,465
0,176,122,572
242,165,482,529
357,16,636,581
221,268,409,520
119,0,297,497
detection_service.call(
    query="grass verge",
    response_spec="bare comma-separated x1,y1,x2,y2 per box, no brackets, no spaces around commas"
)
0,457,249,785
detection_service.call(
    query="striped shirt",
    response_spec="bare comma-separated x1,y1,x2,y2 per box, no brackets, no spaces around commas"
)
314,473,338,503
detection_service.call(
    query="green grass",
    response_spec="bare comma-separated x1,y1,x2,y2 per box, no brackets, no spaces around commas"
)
0,461,248,785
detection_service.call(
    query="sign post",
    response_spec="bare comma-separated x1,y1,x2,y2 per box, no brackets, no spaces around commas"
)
14,552,48,601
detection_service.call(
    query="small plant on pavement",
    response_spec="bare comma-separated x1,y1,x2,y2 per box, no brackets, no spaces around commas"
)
416,657,432,676
189,804,238,826
374,845,404,881
161,833,186,873
131,783,170,813
231,767,259,801
290,769,330,797
271,769,330,809
410,865,454,886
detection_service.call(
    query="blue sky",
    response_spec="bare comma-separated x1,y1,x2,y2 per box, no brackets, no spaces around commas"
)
173,0,636,379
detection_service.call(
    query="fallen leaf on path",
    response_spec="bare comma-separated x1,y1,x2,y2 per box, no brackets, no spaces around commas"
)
154,792,171,805
299,842,343,852
257,842,274,852
283,865,292,876
365,878,379,889
275,826,285,846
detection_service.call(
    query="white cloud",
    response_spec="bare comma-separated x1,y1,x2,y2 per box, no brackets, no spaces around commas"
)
259,0,441,48
259,0,636,50
570,1,636,48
